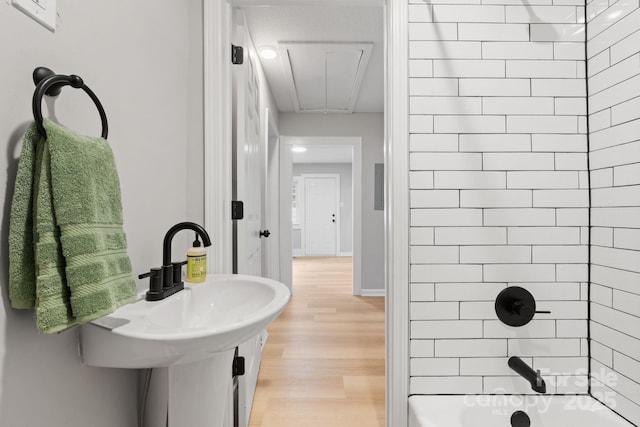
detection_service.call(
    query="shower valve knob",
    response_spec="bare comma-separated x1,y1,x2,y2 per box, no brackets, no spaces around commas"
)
496,286,550,327
512,302,534,318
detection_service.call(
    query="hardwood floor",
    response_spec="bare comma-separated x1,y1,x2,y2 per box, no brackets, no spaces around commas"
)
248,256,385,427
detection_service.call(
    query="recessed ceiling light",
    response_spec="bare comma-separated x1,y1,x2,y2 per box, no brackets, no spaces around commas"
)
259,47,278,60
291,146,307,153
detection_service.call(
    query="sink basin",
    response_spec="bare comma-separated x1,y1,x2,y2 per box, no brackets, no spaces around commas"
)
80,274,290,368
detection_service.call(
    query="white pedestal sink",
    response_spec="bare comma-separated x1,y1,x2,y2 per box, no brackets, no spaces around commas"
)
80,274,290,426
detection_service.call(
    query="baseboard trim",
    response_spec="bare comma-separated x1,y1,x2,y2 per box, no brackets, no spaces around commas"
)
338,252,353,257
360,289,385,297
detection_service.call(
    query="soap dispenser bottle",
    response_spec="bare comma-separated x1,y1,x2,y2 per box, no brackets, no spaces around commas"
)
186,234,206,283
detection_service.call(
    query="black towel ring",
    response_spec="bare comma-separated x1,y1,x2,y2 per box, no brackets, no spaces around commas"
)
32,67,109,139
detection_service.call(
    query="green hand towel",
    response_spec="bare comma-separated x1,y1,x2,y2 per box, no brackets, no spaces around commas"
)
9,120,137,333
8,124,38,309
33,135,75,331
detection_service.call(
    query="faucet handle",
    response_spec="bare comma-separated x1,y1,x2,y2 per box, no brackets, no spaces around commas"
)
172,261,187,285
139,268,163,293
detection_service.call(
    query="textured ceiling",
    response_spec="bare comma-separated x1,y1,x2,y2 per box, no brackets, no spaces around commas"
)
243,5,384,113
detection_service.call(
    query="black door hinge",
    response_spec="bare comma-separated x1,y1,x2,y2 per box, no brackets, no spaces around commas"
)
233,355,245,377
232,45,244,65
231,201,244,220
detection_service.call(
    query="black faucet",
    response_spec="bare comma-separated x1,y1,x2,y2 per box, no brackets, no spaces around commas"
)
139,222,212,301
508,356,546,394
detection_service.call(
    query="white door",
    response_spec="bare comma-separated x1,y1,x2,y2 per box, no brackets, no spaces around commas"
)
304,175,339,255
232,13,262,276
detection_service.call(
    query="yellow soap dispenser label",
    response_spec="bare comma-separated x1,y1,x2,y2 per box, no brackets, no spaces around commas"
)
187,255,206,282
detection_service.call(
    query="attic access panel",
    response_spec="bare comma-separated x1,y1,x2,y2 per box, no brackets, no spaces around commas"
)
279,42,373,113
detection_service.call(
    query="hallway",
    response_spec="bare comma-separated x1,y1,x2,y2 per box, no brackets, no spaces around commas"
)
248,256,385,427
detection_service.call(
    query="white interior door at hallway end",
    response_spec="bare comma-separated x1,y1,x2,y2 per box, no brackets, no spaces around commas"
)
304,175,339,256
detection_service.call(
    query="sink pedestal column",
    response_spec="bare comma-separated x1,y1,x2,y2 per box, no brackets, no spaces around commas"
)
148,350,235,427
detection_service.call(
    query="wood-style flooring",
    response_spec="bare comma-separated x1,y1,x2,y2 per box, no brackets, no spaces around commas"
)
248,256,385,427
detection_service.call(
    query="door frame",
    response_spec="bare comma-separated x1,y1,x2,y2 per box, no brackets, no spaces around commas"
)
202,0,409,425
301,173,341,256
281,137,361,295
263,107,280,281
384,1,410,426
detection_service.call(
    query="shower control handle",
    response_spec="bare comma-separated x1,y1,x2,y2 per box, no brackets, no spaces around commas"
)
496,286,550,327
512,301,534,319
512,303,550,317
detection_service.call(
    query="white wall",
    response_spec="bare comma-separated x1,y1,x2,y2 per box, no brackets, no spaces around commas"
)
407,0,589,394
279,113,384,290
187,1,205,226
293,163,353,254
587,1,640,424
0,1,203,425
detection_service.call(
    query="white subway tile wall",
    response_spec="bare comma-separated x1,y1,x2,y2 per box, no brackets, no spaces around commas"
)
408,0,589,396
587,0,640,422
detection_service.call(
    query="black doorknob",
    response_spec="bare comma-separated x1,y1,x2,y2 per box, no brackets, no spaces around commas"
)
259,230,271,238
